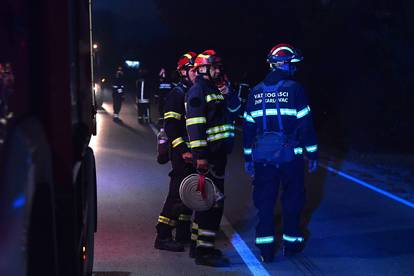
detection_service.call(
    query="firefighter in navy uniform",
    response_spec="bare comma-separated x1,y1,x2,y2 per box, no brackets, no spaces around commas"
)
243,44,319,262
154,52,198,252
112,66,125,120
155,69,173,124
186,50,241,267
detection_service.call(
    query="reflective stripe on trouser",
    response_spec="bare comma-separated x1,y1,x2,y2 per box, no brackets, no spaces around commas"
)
194,153,227,248
156,149,194,238
252,157,305,248
191,222,199,241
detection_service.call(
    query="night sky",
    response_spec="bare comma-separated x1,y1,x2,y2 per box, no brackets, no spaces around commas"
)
92,0,414,154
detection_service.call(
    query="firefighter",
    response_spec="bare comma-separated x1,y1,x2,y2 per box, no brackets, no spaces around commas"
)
186,50,240,267
243,44,319,262
154,52,198,252
112,66,125,120
155,68,173,124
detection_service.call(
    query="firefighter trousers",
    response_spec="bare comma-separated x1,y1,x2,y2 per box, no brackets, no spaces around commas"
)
193,153,227,250
112,91,123,115
253,157,305,251
157,149,194,239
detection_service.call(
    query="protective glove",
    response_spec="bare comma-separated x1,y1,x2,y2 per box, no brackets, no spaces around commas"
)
196,159,209,175
244,161,254,176
308,159,318,173
182,152,193,164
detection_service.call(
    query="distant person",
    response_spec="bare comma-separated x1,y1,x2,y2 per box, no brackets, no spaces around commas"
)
154,52,198,252
185,50,240,267
154,68,173,124
112,66,125,120
243,43,318,262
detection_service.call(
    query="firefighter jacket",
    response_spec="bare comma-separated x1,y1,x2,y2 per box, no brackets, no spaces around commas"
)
163,82,191,155
243,69,318,162
186,75,241,160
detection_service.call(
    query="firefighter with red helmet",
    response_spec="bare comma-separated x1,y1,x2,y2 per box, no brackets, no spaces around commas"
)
243,44,318,262
185,50,241,267
154,52,198,252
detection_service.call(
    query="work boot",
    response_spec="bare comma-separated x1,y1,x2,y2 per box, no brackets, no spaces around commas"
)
189,241,196,258
195,248,229,267
154,236,185,252
283,241,305,257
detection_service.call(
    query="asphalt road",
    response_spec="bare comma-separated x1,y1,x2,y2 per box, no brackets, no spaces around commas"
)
91,93,414,276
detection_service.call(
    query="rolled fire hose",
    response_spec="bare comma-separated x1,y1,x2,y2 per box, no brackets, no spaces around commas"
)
179,173,222,211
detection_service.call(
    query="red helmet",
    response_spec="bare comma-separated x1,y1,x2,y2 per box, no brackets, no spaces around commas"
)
267,43,303,64
177,51,197,70
193,50,222,68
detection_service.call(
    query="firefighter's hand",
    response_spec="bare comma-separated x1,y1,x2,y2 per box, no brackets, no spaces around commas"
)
218,84,229,95
244,161,254,176
196,159,209,174
182,152,193,163
308,159,318,173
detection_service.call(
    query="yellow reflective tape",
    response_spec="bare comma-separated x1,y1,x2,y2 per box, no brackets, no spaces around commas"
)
197,240,214,248
190,140,207,148
191,234,198,241
206,132,234,142
172,137,185,148
184,53,192,59
158,216,177,227
192,222,199,230
206,124,234,134
178,214,192,221
164,111,182,120
186,117,206,126
206,94,224,103
198,54,210,59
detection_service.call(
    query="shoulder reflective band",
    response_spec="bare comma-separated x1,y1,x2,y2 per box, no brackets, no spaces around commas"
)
189,140,207,148
255,236,274,244
244,148,252,155
243,112,255,123
228,104,241,113
198,229,216,237
178,214,192,221
186,117,206,126
306,145,318,152
164,111,182,120
172,137,185,148
158,215,177,227
206,94,224,103
294,147,303,155
297,106,311,119
206,124,234,135
206,132,234,142
250,108,297,118
282,234,304,243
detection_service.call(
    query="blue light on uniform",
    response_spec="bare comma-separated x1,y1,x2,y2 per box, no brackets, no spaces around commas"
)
244,148,252,155
306,145,318,152
12,194,26,209
243,112,255,123
297,106,310,119
256,236,275,244
294,147,303,155
282,234,304,243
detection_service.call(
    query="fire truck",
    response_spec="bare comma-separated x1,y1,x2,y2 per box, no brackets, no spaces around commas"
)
1,0,97,275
